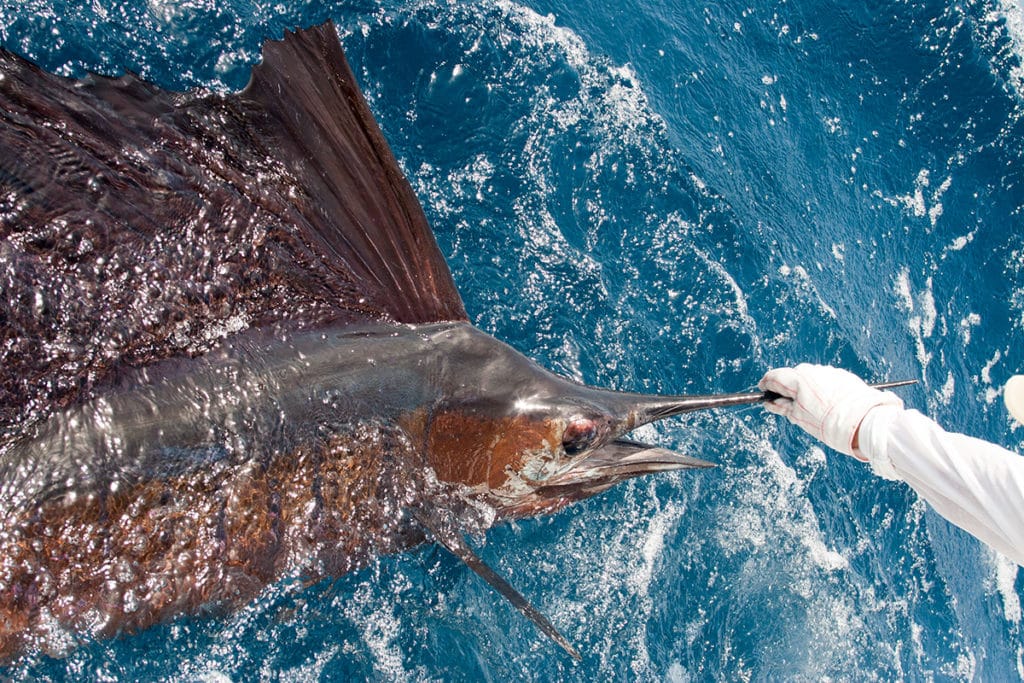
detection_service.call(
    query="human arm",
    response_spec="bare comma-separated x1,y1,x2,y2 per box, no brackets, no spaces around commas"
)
856,405,1024,566
760,364,1024,567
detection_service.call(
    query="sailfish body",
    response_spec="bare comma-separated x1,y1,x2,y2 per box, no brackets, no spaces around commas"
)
0,22,756,660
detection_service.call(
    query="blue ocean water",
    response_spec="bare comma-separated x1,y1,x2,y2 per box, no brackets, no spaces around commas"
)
2,0,1023,679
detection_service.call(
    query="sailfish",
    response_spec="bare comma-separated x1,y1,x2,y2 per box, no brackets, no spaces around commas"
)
0,21,854,661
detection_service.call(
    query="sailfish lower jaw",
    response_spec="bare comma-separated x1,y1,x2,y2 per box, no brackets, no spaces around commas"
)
495,439,714,519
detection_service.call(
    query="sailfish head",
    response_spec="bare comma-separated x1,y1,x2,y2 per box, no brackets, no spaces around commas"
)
415,326,765,520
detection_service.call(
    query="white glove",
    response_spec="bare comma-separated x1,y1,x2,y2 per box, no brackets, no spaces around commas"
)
758,364,904,457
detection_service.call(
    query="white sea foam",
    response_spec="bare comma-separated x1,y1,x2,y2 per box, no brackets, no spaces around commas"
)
960,312,981,345
895,267,914,310
992,552,1022,623
693,244,750,322
919,278,937,338
146,0,182,23
998,0,1024,94
214,48,256,76
666,660,691,683
194,673,232,683
714,433,849,576
894,268,936,380
928,176,951,228
1011,244,1024,335
875,169,951,232
340,577,413,681
938,371,955,405
275,645,343,682
708,424,884,678
945,229,976,256
544,486,685,679
981,349,1003,404
627,504,684,597
628,504,686,677
777,264,836,319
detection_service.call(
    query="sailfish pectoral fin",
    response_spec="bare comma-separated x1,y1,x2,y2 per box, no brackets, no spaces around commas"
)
415,511,582,661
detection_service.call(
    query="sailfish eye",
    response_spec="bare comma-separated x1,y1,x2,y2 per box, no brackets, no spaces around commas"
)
562,417,599,456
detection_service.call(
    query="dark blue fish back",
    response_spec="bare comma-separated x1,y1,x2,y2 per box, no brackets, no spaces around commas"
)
0,22,466,435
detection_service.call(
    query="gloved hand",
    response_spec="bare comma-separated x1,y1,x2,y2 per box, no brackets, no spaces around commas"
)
758,364,904,457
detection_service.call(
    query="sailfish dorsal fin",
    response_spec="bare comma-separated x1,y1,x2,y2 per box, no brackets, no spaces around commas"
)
238,21,468,325
0,22,466,429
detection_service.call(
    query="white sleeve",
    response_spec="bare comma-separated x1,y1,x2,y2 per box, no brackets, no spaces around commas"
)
857,406,1024,567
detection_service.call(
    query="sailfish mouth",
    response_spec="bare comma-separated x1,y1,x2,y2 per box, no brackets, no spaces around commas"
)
517,388,777,504
537,438,714,500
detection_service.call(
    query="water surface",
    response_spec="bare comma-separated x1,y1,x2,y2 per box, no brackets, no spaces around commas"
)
2,0,1023,679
